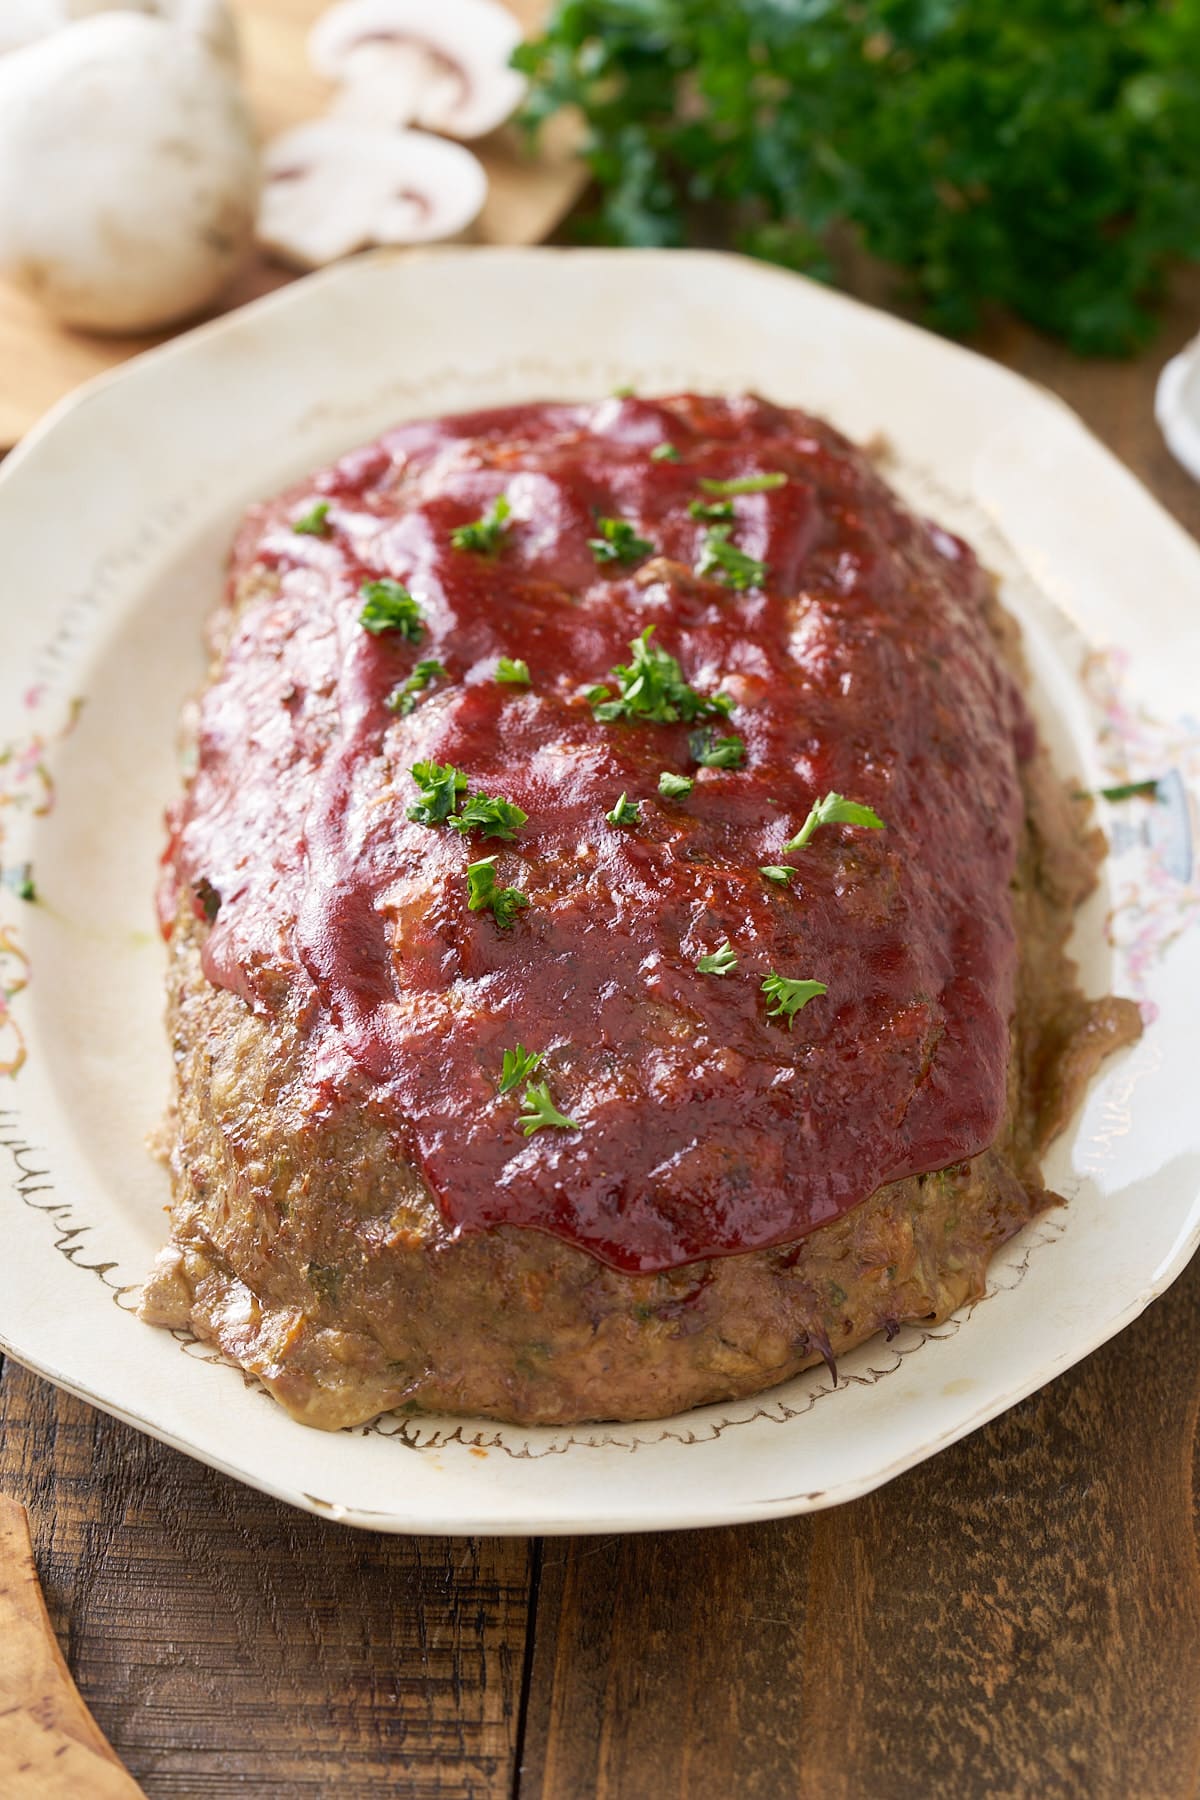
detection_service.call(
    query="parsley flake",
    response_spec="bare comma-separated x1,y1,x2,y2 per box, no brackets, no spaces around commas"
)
696,941,737,975
690,727,745,769
466,857,528,928
588,516,654,566
519,1079,579,1135
387,658,446,715
606,792,641,827
292,500,331,536
698,472,788,496
495,656,531,686
782,791,886,853
762,971,828,1027
451,495,512,554
695,525,768,590
448,793,529,840
688,497,734,521
760,864,797,884
360,579,425,641
658,771,694,798
16,870,37,903
407,760,468,825
588,626,735,726
1099,778,1161,802
499,1043,544,1094
651,442,682,463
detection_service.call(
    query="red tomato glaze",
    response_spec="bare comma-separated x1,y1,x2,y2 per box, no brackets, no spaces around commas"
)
164,394,1034,1274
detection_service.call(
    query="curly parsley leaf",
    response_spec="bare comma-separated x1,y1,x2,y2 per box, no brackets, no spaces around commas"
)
407,760,468,825
689,727,745,769
698,472,787,496
688,497,734,521
387,658,447,715
588,626,735,726
782,791,885,853
499,1043,544,1094
696,941,737,975
759,864,797,884
451,494,512,554
360,579,426,641
292,500,331,536
762,971,828,1027
519,1079,579,1135
588,515,655,566
516,2,1200,356
658,771,694,798
695,525,768,590
448,793,529,841
651,442,682,463
606,792,641,826
466,857,529,928
495,656,531,686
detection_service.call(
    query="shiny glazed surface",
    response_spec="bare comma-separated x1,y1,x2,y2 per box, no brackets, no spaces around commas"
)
163,394,1033,1273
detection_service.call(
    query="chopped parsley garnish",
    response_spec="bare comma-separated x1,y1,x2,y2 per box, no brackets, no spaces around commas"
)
651,442,682,463
588,516,654,566
782,791,886,853
466,857,528,928
407,760,468,825
696,941,737,975
612,384,636,398
387,658,446,715
695,525,768,590
1099,778,1161,802
588,626,735,726
688,497,734,521
448,793,529,840
451,494,512,554
762,971,828,1027
760,864,797,884
518,1079,579,1135
606,792,641,826
658,771,694,798
359,579,425,641
192,878,220,923
495,656,531,686
499,1043,544,1094
292,500,331,536
698,472,788,497
689,727,745,769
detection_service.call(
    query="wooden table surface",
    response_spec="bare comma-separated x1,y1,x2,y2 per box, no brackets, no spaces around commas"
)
1,39,1200,1784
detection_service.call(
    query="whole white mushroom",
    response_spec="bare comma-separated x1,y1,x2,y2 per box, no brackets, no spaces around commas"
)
0,7,259,333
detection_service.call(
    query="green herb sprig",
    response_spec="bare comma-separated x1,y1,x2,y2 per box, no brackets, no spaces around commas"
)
782,791,885,853
695,525,768,591
451,495,512,554
407,760,468,825
448,793,529,841
360,580,425,641
689,727,745,769
696,941,737,975
606,793,641,826
292,500,331,536
499,1043,544,1094
698,473,787,496
518,1080,579,1135
588,626,735,726
495,656,531,686
466,858,529,928
387,659,447,715
588,516,654,566
658,772,694,798
762,972,828,1027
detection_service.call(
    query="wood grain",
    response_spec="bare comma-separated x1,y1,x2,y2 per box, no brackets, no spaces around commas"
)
0,1492,145,1798
0,1360,532,1798
0,0,581,449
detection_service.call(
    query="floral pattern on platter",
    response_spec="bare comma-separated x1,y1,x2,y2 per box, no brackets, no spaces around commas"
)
0,694,82,1077
1083,648,1200,1017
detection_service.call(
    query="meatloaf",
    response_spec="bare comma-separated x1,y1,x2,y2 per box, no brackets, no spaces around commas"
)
139,392,1141,1429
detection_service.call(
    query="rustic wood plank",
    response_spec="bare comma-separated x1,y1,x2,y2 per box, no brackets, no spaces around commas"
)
0,1359,532,1799
519,1246,1200,1800
0,1490,146,1798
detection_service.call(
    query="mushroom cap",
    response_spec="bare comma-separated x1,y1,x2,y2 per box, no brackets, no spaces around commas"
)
308,0,526,140
0,1,237,64
258,121,488,269
0,12,259,331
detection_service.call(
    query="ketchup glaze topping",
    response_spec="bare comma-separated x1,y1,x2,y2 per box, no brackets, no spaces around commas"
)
163,394,1034,1274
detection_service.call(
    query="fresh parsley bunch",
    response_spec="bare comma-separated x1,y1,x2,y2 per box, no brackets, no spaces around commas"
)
516,0,1200,354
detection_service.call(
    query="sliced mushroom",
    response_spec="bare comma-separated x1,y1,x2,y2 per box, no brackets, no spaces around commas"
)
308,0,526,140
258,121,487,269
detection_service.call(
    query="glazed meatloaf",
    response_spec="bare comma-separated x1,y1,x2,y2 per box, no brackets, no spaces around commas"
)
140,392,1141,1430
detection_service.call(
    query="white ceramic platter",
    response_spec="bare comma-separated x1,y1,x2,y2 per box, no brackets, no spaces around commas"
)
1,249,1198,1535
